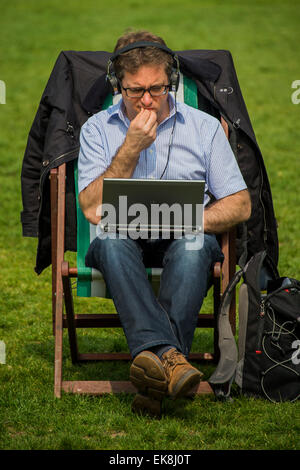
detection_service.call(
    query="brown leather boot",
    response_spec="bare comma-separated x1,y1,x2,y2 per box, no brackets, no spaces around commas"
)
161,348,203,399
130,350,168,417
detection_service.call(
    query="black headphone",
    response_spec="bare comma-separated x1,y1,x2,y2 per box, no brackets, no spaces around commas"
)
106,41,180,96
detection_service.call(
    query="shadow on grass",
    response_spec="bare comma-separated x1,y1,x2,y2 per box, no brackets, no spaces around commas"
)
24,334,217,380
23,335,131,380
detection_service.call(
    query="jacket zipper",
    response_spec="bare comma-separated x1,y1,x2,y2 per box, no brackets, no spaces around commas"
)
214,84,268,245
256,297,266,354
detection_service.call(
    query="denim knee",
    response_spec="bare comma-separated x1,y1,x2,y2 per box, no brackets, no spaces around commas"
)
85,235,143,270
163,233,223,269
85,236,117,269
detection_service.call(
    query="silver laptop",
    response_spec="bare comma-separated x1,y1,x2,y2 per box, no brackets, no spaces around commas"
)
99,178,205,236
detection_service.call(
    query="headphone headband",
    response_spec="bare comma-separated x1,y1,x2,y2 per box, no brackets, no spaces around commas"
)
107,41,180,95
110,41,177,62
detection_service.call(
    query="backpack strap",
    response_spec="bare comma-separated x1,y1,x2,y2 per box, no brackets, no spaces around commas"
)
208,269,243,400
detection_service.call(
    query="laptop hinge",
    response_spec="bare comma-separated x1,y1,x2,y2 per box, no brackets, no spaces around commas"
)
100,223,202,235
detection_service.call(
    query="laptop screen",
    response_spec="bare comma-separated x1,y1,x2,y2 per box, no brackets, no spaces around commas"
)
99,178,205,238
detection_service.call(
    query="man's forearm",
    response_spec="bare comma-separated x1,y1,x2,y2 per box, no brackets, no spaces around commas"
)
204,189,251,234
79,108,159,224
79,139,140,224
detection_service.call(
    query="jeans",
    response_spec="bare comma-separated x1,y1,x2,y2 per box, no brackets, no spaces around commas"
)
85,233,223,358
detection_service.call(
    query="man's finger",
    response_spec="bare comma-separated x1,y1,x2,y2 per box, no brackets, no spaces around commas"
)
133,108,149,126
143,110,158,129
133,109,157,131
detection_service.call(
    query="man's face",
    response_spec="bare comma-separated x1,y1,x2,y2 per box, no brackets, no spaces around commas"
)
121,64,170,123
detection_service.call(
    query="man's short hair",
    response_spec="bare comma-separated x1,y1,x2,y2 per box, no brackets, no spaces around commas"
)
113,30,174,82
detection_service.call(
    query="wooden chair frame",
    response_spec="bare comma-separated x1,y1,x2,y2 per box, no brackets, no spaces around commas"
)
50,119,236,399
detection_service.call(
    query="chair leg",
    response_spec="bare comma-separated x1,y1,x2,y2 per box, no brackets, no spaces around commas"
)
50,168,58,335
213,262,221,362
228,228,236,335
62,261,79,364
54,279,64,398
53,163,66,398
220,228,236,334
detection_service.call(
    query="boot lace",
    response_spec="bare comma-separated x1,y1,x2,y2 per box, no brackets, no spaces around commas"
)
162,349,187,379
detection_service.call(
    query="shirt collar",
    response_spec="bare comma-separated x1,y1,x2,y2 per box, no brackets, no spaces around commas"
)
167,93,186,122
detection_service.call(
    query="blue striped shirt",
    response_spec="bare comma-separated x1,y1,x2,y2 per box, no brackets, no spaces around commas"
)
78,95,247,205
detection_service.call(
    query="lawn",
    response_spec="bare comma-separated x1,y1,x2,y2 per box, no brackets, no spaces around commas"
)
0,0,299,451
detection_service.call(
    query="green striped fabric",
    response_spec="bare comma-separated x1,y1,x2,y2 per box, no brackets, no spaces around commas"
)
75,74,198,298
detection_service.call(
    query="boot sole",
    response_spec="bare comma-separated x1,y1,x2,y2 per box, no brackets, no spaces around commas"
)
170,369,203,400
130,351,168,401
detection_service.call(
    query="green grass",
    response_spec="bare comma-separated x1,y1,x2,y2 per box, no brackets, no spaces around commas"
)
0,0,300,451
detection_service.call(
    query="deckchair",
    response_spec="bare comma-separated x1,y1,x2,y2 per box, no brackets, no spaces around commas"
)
50,73,236,398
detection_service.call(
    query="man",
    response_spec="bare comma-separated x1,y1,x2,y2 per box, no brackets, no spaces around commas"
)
78,30,251,416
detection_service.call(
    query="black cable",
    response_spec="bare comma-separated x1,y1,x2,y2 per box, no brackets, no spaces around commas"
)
159,92,177,180
260,306,300,402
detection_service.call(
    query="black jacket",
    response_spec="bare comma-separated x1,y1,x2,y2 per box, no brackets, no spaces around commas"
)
21,49,278,274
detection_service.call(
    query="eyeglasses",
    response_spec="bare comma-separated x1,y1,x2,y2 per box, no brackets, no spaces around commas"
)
122,84,170,98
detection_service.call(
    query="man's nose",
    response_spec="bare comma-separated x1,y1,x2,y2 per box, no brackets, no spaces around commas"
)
141,90,153,106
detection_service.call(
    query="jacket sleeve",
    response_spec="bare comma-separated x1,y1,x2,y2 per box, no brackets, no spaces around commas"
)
21,101,50,237
20,52,68,237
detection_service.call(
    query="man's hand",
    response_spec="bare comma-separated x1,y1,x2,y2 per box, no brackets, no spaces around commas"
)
125,108,158,154
79,108,158,225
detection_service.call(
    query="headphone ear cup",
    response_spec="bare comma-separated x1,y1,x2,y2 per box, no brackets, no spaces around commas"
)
108,72,120,95
106,59,120,95
170,68,179,92
170,54,180,92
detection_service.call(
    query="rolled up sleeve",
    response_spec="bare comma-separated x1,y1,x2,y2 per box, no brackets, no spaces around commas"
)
206,122,247,200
